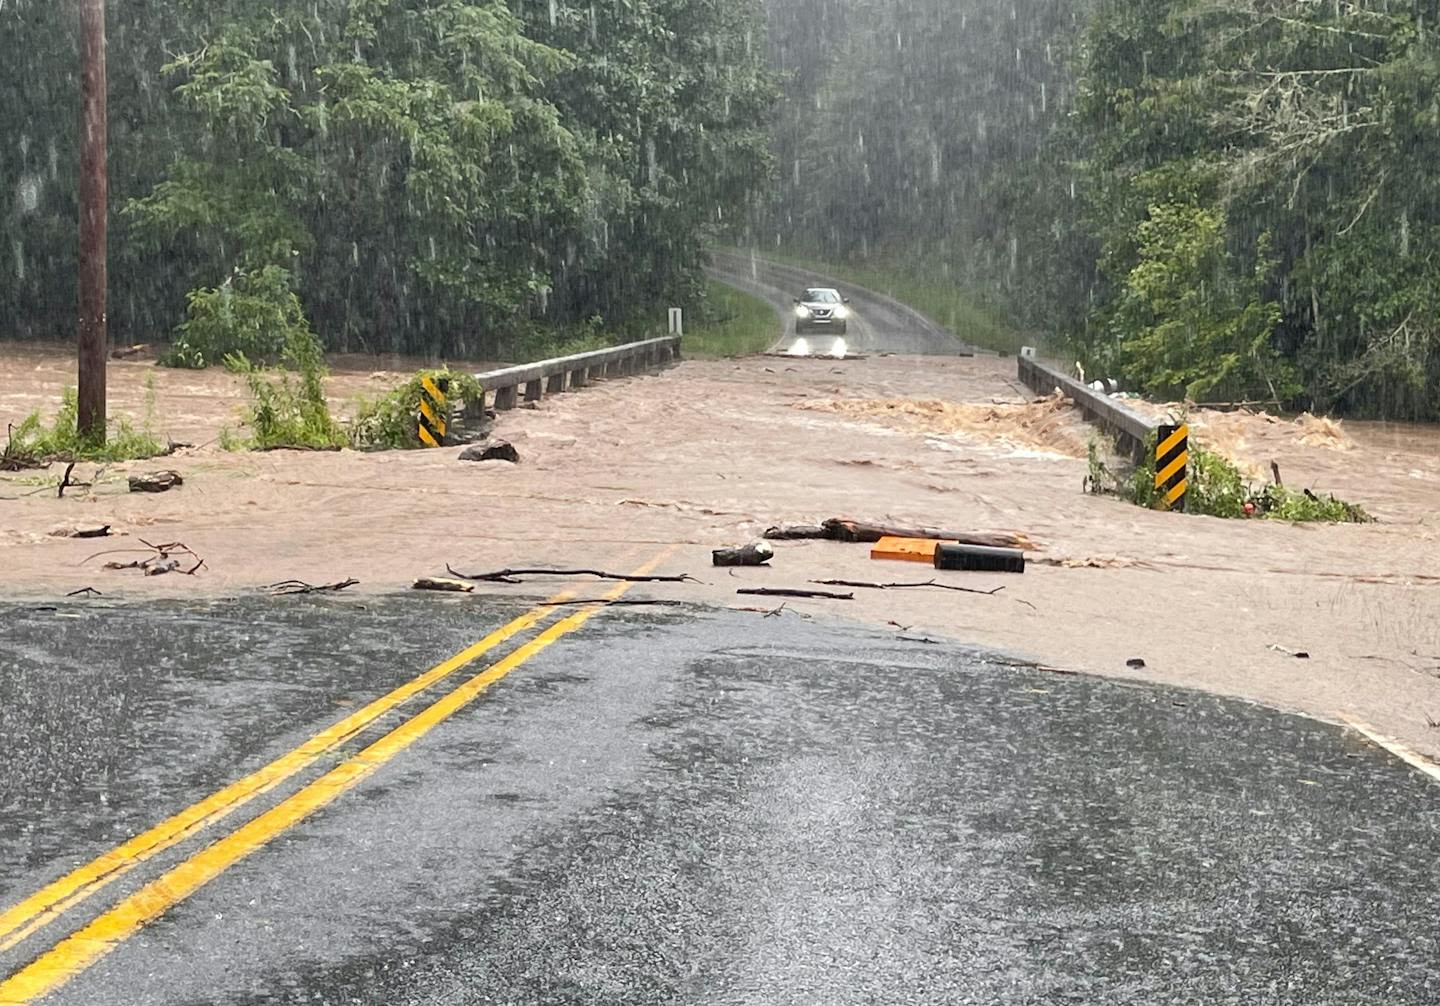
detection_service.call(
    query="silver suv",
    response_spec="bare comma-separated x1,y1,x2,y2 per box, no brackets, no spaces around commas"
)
793,287,850,335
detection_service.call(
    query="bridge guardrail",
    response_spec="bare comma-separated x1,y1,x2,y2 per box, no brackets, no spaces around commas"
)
471,336,681,412
1017,353,1156,460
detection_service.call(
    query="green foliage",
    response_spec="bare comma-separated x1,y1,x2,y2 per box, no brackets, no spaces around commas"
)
6,389,166,463
1090,434,1369,522
224,344,346,452
684,282,782,358
0,0,769,361
351,370,487,451
1106,197,1290,403
762,0,1440,420
164,266,320,369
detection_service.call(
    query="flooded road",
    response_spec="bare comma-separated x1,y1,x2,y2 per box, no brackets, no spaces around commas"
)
4,344,1440,768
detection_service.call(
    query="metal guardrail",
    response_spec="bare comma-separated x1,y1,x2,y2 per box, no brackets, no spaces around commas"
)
472,336,681,411
1017,353,1156,459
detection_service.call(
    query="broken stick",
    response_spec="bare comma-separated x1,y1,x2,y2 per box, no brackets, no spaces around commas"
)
737,587,854,601
445,565,697,584
809,578,1005,597
266,578,360,595
91,538,205,575
764,518,1035,551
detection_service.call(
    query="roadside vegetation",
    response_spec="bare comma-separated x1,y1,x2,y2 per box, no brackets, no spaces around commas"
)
1087,437,1371,523
5,1,775,360
684,282,781,358
765,0,1440,420
2,384,166,468
350,370,487,451
224,355,488,454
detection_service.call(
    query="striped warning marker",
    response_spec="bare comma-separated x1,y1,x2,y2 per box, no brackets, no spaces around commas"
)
1155,423,1188,512
418,376,449,448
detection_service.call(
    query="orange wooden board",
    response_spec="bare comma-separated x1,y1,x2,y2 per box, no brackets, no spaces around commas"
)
869,537,945,563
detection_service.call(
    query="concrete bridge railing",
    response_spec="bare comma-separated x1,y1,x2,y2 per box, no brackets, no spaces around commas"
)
1017,352,1157,460
471,336,681,413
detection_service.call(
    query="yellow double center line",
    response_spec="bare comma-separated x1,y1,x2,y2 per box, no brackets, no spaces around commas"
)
0,551,668,1004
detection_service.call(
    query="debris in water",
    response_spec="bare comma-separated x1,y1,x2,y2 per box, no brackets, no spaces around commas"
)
412,577,475,593
1269,644,1311,659
459,440,519,463
128,471,184,493
713,542,774,567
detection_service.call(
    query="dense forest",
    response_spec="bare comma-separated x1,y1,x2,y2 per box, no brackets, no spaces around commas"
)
8,0,1440,418
2,0,775,359
762,0,1440,419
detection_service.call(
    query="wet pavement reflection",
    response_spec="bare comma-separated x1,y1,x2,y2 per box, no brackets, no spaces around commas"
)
2,599,1436,1003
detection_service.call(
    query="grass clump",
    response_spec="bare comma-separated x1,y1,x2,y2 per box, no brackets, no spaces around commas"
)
351,369,486,450
1088,435,1370,523
3,385,165,465
684,281,782,358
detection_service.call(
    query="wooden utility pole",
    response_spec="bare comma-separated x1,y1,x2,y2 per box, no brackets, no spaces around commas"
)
78,0,108,441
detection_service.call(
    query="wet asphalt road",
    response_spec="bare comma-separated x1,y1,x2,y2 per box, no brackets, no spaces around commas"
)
2,596,1440,1004
706,250,973,357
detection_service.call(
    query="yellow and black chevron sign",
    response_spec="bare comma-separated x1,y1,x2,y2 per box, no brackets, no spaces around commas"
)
418,376,450,448
1154,423,1189,512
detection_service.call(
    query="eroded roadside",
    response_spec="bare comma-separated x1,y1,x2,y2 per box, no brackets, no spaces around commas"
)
4,347,1440,765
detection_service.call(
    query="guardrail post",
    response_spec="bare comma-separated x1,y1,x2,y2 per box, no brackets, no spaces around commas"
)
463,389,487,423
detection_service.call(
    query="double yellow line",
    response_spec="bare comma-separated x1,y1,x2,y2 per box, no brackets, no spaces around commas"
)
0,552,668,1004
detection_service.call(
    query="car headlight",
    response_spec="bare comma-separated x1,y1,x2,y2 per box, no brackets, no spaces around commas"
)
833,305,849,319
794,305,812,319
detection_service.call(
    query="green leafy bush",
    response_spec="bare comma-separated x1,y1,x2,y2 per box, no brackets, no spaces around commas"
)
351,370,486,451
164,265,323,370
4,387,165,463
223,324,346,451
1088,435,1369,523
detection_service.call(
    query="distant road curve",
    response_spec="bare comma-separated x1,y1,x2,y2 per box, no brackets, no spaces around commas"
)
706,248,975,357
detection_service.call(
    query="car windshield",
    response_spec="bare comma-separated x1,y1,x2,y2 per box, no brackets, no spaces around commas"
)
803,289,841,303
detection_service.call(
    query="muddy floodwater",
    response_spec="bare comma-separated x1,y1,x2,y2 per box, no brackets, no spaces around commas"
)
3,343,1440,765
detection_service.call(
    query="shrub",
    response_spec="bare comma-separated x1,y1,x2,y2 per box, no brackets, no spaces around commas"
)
1088,434,1369,523
224,332,346,451
351,369,486,450
4,387,165,463
164,265,323,370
